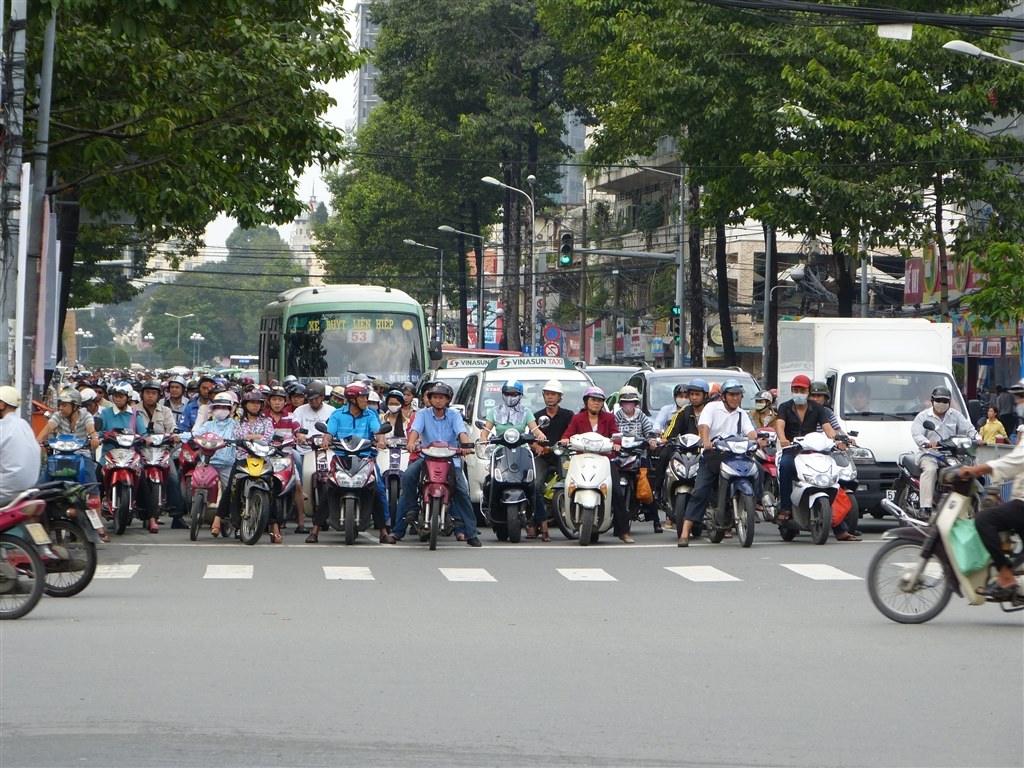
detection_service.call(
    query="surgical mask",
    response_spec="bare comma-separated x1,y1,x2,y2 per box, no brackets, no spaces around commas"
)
387,404,401,414
675,396,687,408
792,394,808,406
502,394,521,408
621,402,637,415
932,401,950,415
213,408,230,421
1016,403,1024,419
755,400,769,411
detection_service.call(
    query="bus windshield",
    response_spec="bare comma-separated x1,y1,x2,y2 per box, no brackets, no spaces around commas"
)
285,310,425,385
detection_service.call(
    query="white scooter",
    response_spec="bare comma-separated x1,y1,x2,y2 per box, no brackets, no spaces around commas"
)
779,431,840,545
562,432,617,546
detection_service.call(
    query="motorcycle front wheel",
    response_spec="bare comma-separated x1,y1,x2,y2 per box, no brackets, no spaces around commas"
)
42,519,97,598
240,490,269,545
508,504,522,544
810,498,831,545
672,492,690,530
428,497,441,551
0,533,45,620
343,497,357,545
867,539,952,624
114,485,132,535
189,490,207,542
579,505,595,547
734,494,755,548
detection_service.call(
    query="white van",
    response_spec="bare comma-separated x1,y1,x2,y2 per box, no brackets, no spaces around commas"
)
452,357,595,505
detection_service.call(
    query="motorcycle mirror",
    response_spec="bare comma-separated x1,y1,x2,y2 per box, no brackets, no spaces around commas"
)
474,419,487,429
922,419,937,431
93,416,104,432
848,430,858,437
314,421,328,432
537,415,551,428
376,423,392,435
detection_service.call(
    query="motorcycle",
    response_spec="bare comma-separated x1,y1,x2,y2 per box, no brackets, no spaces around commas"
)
543,444,575,540
663,433,703,529
777,432,840,545
376,435,409,528
703,435,760,548
755,429,779,523
268,434,299,535
31,480,102,598
0,493,51,620
888,420,977,521
562,432,617,546
101,430,144,535
477,422,541,543
314,421,390,545
616,435,658,532
182,432,228,541
226,437,276,545
867,467,1024,623
45,434,91,485
138,433,174,523
407,440,474,550
833,440,861,532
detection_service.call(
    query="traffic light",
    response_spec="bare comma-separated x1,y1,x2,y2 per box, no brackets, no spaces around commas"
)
670,306,681,344
558,232,574,267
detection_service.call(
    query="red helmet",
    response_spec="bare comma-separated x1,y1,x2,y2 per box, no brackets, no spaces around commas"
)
344,383,369,400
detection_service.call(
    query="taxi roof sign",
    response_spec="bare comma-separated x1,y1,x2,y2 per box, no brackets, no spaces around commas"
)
484,356,577,371
438,358,499,369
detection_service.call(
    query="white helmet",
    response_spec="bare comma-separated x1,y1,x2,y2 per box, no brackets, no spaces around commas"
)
79,388,98,404
367,390,381,404
542,378,563,394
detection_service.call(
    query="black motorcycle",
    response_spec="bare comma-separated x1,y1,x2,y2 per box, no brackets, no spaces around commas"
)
478,422,543,543
887,420,977,521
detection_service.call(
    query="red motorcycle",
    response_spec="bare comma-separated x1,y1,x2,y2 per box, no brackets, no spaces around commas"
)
268,434,299,536
101,430,144,535
756,429,780,523
409,441,466,551
0,493,51,620
182,432,228,541
138,433,174,524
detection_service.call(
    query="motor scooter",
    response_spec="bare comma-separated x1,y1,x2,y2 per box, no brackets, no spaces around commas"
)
182,431,227,541
409,441,472,550
888,420,977,521
562,432,617,546
268,434,299,534
755,429,779,523
226,437,275,545
30,480,102,598
703,435,760,548
663,433,702,529
867,467,1024,623
777,432,840,545
616,435,659,532
101,430,144,535
315,421,391,544
0,493,51,620
477,422,541,543
138,433,174,523
45,434,91,484
376,436,408,527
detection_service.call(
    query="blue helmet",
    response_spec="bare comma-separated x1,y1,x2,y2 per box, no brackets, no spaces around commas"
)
686,378,710,394
501,379,524,396
720,378,744,394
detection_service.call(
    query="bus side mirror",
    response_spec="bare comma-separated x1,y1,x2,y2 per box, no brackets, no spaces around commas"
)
428,340,442,361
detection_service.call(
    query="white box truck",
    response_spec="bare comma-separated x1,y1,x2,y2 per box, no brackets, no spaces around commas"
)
777,318,963,516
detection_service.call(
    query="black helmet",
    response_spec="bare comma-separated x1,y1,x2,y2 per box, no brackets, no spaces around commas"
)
140,379,162,393
242,390,264,404
289,383,306,397
931,386,952,401
427,382,453,399
305,380,327,398
809,381,830,396
384,388,404,406
268,386,288,399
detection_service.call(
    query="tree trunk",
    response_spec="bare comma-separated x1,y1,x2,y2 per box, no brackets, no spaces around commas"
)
935,173,948,319
831,230,855,317
687,183,704,367
715,222,736,366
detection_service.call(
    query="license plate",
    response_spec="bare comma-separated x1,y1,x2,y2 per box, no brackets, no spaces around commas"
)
85,508,104,530
885,490,896,501
25,523,52,545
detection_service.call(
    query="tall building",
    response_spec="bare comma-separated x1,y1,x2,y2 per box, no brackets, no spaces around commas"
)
353,1,381,128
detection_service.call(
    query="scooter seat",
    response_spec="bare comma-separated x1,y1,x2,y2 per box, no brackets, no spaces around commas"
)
899,453,922,477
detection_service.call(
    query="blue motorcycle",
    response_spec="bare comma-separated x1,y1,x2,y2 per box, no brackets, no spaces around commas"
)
703,435,760,548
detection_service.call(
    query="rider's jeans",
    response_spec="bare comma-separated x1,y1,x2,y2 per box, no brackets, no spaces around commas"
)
975,499,1024,572
778,452,796,512
684,454,720,525
533,453,558,525
391,457,477,540
916,453,939,509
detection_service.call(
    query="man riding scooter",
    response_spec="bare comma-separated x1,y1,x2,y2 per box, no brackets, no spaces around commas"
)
911,385,979,519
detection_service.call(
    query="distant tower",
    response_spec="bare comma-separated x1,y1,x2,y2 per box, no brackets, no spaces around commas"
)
290,195,326,286
353,1,382,128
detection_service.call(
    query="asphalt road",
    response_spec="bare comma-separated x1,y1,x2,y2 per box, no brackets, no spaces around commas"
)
2,520,1022,768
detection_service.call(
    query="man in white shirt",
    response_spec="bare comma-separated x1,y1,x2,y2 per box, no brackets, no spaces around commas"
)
910,385,978,516
0,386,41,507
677,378,758,546
289,379,335,534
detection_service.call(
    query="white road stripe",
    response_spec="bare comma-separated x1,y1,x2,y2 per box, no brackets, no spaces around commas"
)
323,566,374,581
781,563,862,581
94,564,141,579
203,564,254,579
439,568,496,582
557,568,617,582
665,565,741,582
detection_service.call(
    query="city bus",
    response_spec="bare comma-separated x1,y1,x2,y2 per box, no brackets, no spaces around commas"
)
258,285,439,386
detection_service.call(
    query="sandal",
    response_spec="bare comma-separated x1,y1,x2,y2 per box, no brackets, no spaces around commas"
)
270,532,283,544
148,523,159,534
455,533,467,542
304,532,318,544
97,530,110,543
776,511,791,523
525,526,538,539
835,531,861,541
210,520,221,538
976,583,1020,601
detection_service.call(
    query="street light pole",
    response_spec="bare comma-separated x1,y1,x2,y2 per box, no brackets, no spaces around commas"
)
439,225,487,349
403,240,444,343
482,175,537,352
943,40,1024,68
164,312,194,349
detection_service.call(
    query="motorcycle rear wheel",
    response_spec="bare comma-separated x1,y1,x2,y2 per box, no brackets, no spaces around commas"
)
428,497,440,551
734,494,755,548
579,505,595,547
240,490,269,545
552,491,577,540
762,476,779,523
42,519,97,598
867,539,952,624
779,523,798,541
810,498,831,545
493,523,509,541
0,534,45,620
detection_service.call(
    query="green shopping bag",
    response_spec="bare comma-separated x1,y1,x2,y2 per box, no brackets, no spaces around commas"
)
949,518,991,575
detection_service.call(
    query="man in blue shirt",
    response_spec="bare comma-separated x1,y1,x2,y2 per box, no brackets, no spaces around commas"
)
308,382,392,544
387,382,480,546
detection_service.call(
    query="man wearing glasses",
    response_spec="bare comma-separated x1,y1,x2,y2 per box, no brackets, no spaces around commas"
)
910,385,979,517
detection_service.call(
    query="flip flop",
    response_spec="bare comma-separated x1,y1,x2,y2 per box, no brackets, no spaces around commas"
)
835,531,861,541
455,533,467,542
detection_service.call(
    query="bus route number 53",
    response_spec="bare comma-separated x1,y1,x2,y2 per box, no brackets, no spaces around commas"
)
349,330,372,343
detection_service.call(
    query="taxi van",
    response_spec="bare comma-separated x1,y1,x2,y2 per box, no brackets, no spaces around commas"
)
452,356,595,506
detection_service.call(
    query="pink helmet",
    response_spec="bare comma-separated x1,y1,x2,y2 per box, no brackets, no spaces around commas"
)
583,386,606,402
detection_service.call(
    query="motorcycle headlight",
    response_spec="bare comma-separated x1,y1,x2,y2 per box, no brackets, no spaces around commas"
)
503,428,521,444
271,457,291,472
847,446,874,464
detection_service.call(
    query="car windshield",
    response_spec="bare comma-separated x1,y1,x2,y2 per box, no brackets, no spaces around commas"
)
839,371,965,421
481,373,592,415
586,368,640,395
648,373,759,411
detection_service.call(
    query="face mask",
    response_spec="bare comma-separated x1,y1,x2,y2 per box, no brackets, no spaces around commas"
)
1016,403,1024,419
502,394,521,408
792,394,808,406
621,402,636,415
675,396,687,408
387,404,401,414
932,401,949,415
213,408,230,421
755,400,769,411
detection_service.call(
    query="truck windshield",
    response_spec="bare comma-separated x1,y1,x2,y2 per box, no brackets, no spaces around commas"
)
839,372,965,421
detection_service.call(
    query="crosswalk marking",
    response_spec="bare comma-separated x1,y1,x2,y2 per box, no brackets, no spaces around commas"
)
94,564,141,579
665,565,741,583
203,564,254,579
323,566,374,581
439,568,496,582
781,563,862,581
557,568,617,582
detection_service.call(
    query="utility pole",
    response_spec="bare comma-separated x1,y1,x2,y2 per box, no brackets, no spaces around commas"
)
0,0,27,398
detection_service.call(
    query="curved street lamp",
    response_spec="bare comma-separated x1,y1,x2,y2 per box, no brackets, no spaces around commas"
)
403,239,444,343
